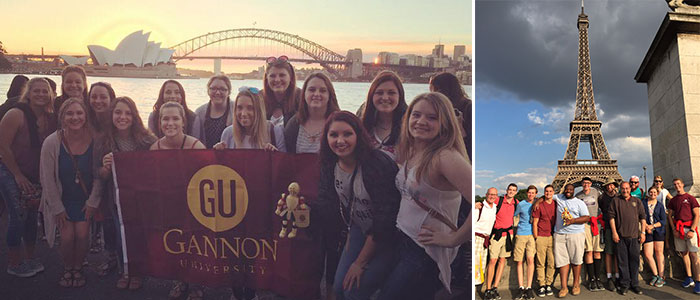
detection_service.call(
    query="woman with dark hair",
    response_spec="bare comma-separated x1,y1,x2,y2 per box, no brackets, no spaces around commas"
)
0,77,57,278
429,72,471,161
0,74,29,120
262,55,301,127
284,72,340,153
317,111,401,300
54,66,89,113
358,71,407,160
379,92,472,299
40,98,102,288
87,82,116,133
96,96,156,288
148,80,196,137
192,75,234,148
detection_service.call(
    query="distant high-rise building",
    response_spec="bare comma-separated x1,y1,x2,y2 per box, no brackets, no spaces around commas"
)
454,45,466,60
377,51,400,65
432,44,445,58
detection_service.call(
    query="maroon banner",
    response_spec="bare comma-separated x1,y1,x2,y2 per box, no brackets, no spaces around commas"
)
113,149,323,299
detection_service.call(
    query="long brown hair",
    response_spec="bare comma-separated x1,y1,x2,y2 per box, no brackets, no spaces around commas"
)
105,96,156,150
319,111,374,166
87,82,116,132
297,72,340,124
360,70,407,145
262,59,299,120
396,92,467,182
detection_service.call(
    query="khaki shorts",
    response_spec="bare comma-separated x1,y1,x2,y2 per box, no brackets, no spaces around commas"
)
513,235,536,261
554,232,585,268
674,227,699,253
584,223,604,252
489,234,512,258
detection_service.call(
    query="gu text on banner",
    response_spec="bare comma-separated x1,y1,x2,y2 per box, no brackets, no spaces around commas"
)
113,149,322,299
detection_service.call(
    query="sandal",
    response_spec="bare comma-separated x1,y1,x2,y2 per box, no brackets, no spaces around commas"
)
72,269,86,288
59,269,73,288
96,255,117,276
186,287,204,300
128,276,142,290
116,274,130,289
169,281,189,299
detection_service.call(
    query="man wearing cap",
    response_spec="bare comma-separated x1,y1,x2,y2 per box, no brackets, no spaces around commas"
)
553,183,590,297
608,182,647,295
630,176,644,200
598,179,619,291
575,177,604,292
668,178,700,293
484,183,518,300
532,185,557,297
474,188,498,288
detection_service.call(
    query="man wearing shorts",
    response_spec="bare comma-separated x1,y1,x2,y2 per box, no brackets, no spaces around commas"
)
668,178,700,294
513,185,537,300
474,188,498,288
484,183,518,300
597,179,619,291
608,181,647,295
532,185,557,297
575,177,604,291
553,183,590,297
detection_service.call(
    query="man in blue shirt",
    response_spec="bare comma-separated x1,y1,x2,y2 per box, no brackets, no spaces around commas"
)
513,185,537,300
554,184,591,297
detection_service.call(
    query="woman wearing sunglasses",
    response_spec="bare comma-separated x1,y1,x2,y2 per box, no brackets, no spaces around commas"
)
148,80,197,137
214,86,286,152
263,55,301,127
192,75,234,148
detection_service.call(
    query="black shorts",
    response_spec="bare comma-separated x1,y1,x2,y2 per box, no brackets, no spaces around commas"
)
644,231,665,243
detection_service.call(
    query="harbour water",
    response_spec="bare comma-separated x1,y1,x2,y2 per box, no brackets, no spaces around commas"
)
0,74,471,123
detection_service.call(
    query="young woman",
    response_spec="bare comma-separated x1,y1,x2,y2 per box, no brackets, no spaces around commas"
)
40,98,102,288
86,82,116,133
214,86,285,152
0,74,29,120
148,80,196,137
653,175,672,207
642,186,667,287
429,72,472,161
96,96,157,288
151,102,205,150
0,77,57,278
379,92,472,299
192,76,234,148
284,72,340,154
54,66,89,114
358,71,407,160
317,111,401,300
262,55,301,127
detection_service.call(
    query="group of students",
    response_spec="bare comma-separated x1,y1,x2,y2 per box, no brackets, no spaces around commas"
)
0,57,472,300
475,176,700,300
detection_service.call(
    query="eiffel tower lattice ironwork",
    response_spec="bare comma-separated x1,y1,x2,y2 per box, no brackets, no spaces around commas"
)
551,4,622,193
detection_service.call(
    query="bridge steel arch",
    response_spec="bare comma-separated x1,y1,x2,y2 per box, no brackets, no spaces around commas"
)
170,28,347,76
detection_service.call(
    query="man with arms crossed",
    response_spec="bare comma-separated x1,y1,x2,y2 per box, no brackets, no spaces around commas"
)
668,178,700,294
553,184,589,297
513,185,538,300
484,183,518,300
575,177,604,291
532,185,557,297
608,181,647,295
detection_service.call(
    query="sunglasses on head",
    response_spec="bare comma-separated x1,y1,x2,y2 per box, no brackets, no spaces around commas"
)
238,86,260,95
266,55,289,65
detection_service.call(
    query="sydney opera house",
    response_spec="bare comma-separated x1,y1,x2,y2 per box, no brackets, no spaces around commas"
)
60,31,178,78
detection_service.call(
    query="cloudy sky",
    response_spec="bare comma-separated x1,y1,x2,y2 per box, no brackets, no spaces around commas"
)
475,0,669,196
1,0,470,72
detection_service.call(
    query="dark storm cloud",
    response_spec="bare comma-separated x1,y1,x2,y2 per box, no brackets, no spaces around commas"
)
476,0,668,137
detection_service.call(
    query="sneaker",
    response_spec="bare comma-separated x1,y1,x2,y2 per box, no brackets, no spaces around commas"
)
516,287,526,300
492,288,502,300
588,279,597,291
630,286,643,295
25,259,44,273
545,285,554,296
536,286,546,298
595,278,604,291
682,276,695,288
483,288,494,300
694,282,700,294
618,287,627,295
526,287,536,300
654,277,666,288
648,275,658,286
605,278,616,291
7,262,36,278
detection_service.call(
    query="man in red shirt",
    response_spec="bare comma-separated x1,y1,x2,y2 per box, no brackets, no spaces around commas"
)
668,178,700,293
484,183,518,300
532,185,557,297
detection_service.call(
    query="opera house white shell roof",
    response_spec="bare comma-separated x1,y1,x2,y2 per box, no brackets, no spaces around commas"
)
86,30,174,67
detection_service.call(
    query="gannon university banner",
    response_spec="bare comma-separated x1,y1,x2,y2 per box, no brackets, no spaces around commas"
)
113,150,323,299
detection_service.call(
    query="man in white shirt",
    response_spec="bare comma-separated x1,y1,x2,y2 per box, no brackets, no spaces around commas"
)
475,188,499,287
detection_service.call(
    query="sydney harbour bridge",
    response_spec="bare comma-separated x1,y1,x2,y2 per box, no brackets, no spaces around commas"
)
9,28,451,81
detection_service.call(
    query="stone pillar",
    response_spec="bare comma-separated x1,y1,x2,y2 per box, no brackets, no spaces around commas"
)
635,10,700,279
214,58,222,76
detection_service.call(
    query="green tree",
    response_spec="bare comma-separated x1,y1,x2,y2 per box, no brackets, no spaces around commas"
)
0,41,11,70
514,188,529,201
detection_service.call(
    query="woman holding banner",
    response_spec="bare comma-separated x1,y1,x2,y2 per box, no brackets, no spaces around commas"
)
0,77,57,278
318,111,401,300
97,96,156,288
151,102,205,150
379,92,472,299
191,75,234,149
40,98,103,288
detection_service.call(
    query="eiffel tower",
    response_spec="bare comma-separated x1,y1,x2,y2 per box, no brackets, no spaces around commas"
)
551,3,622,193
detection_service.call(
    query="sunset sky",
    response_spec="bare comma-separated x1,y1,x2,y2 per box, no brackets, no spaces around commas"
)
2,0,471,72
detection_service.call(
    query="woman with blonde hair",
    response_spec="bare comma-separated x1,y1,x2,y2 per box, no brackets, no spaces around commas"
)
54,66,88,113
642,186,667,287
151,102,205,150
40,98,102,288
0,77,57,277
379,92,472,299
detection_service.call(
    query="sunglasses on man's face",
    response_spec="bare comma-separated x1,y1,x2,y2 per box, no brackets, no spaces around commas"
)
630,181,639,184
266,55,289,65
